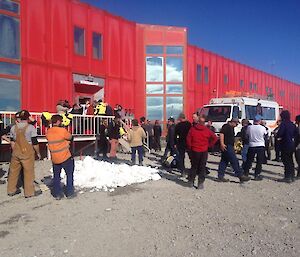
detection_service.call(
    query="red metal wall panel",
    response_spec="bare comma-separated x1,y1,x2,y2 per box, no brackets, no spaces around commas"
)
121,21,135,80
22,0,47,62
71,2,89,71
50,0,70,67
22,63,48,112
105,15,121,78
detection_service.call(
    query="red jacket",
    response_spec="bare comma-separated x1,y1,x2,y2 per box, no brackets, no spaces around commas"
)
186,124,218,152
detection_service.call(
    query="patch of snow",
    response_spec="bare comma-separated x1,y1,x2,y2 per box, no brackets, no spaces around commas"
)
58,157,161,192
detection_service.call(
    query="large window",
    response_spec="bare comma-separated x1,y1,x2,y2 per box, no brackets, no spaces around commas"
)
0,0,19,14
92,32,102,60
166,46,183,55
166,84,183,94
0,61,20,75
146,57,164,82
0,14,20,59
146,97,163,121
74,26,85,56
204,66,209,84
166,57,183,82
0,78,20,111
146,84,163,94
146,45,163,55
145,45,184,124
166,97,183,119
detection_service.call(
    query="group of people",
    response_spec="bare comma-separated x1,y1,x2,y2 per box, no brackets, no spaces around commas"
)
162,110,300,189
56,99,135,120
0,110,75,200
1,105,299,199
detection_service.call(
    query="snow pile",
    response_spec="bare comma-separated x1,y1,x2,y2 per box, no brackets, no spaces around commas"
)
61,156,161,192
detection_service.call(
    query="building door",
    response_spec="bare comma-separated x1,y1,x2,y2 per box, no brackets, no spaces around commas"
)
73,73,105,105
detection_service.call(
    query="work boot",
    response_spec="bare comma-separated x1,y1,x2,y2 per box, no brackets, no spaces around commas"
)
216,177,229,182
25,190,42,198
197,181,204,190
187,180,194,188
8,188,21,197
277,177,293,184
239,175,251,183
254,175,263,181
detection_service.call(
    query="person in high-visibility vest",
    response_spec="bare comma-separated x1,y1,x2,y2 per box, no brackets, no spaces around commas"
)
94,100,107,115
46,114,75,200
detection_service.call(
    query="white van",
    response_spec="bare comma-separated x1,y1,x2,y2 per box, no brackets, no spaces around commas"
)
198,97,280,135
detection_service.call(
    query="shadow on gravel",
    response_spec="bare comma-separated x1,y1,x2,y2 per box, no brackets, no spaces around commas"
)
0,213,34,226
108,184,143,196
0,231,9,238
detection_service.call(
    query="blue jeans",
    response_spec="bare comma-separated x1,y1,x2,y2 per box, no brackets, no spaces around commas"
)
218,145,242,178
241,144,249,162
53,158,74,197
131,146,143,165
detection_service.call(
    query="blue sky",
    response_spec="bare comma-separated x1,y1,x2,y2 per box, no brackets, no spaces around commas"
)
82,0,300,84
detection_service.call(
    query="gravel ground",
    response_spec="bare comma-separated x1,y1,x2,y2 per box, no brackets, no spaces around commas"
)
0,150,299,257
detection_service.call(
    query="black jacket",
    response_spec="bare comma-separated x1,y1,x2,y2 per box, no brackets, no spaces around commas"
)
166,124,176,148
153,125,162,138
277,121,298,151
174,120,191,147
107,121,121,140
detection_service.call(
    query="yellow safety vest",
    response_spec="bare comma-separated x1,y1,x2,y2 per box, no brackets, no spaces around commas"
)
94,103,106,115
42,112,52,121
61,113,73,127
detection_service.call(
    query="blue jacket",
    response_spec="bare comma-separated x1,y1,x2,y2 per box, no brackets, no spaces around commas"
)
277,121,297,151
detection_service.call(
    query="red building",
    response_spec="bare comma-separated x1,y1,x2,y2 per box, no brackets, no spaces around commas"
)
1,0,299,124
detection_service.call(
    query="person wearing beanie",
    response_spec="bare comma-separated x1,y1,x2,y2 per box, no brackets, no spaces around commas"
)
7,110,41,198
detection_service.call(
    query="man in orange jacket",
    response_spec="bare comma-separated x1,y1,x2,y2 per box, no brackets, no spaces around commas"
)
46,115,75,200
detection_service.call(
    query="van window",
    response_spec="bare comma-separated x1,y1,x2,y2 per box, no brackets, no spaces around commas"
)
262,107,275,120
245,105,257,120
232,106,239,118
200,106,231,122
246,105,276,120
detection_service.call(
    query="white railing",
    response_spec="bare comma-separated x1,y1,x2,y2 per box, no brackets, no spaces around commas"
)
0,111,130,136
0,111,149,150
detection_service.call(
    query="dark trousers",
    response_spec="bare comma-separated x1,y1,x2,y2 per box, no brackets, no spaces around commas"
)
153,136,161,151
265,140,271,160
177,145,186,172
218,145,242,178
53,158,74,197
243,146,265,177
97,137,108,158
296,148,300,177
281,150,295,179
189,151,208,184
131,146,143,165
274,141,281,160
163,143,175,160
